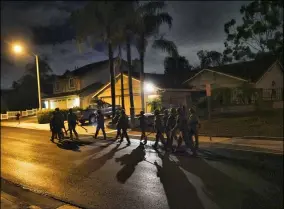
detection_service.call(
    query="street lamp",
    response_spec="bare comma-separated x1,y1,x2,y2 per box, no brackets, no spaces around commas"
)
12,43,42,110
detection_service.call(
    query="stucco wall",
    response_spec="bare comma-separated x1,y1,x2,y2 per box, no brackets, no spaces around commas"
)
186,70,244,89
255,63,283,89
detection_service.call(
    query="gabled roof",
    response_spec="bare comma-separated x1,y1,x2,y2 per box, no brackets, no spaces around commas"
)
184,55,280,84
42,82,103,99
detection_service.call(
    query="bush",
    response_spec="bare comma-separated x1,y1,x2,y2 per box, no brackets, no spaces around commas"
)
37,110,53,124
37,107,84,124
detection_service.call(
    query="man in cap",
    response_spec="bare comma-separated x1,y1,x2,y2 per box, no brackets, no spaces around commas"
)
117,109,131,145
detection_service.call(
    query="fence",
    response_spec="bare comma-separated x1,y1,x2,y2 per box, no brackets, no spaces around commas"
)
1,108,40,120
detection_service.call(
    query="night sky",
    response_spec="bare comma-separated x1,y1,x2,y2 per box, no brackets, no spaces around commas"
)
1,1,245,89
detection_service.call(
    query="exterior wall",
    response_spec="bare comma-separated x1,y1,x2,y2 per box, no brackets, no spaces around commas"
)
43,95,80,110
53,77,80,94
160,91,192,108
94,75,155,115
186,70,244,89
255,63,283,89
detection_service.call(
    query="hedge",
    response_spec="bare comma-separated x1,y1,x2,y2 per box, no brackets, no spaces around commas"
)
37,107,83,124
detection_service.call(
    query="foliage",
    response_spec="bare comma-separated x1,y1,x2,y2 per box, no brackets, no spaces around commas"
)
164,56,193,84
197,50,230,68
147,98,162,112
37,107,84,124
223,0,283,61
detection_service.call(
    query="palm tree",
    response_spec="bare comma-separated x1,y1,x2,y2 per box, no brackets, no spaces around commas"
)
133,1,178,111
71,2,128,119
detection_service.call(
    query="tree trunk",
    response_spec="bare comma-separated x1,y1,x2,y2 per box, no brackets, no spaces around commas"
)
119,45,125,109
108,40,116,120
139,34,145,112
126,32,135,126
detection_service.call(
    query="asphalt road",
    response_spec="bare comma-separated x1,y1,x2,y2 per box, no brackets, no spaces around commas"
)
1,127,283,209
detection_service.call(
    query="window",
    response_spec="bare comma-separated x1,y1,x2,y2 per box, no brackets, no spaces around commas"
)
69,78,75,88
55,82,60,91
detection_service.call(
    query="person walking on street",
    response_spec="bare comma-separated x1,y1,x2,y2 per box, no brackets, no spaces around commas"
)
172,107,196,156
113,110,122,141
67,108,79,140
188,108,200,150
152,109,165,149
94,110,107,140
50,111,61,142
117,109,131,145
55,108,66,139
163,109,170,141
16,112,21,124
166,108,177,151
138,111,147,145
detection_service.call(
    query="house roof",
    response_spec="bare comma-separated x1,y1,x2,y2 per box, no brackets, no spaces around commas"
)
207,55,278,82
123,71,191,89
42,82,103,99
58,57,125,78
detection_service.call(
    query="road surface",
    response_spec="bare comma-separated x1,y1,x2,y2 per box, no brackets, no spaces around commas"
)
1,127,283,209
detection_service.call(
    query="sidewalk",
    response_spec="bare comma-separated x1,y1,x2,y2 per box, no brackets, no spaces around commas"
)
1,121,283,155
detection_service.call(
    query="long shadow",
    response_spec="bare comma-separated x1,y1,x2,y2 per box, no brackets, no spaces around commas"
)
55,139,94,152
77,143,129,177
154,151,204,209
176,155,282,209
115,144,146,184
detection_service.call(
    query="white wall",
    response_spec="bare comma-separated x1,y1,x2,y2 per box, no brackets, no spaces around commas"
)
256,62,283,89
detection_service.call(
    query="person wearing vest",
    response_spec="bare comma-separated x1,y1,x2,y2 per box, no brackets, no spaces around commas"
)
152,109,165,149
138,110,147,145
117,109,131,145
188,108,200,150
166,108,177,151
94,110,107,140
113,110,122,141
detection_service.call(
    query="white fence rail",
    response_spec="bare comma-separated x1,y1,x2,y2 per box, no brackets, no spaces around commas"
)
1,108,40,120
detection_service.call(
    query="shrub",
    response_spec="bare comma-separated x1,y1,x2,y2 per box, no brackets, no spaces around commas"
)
37,107,84,124
37,110,53,124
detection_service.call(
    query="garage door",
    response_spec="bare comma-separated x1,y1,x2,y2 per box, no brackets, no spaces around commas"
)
50,99,67,109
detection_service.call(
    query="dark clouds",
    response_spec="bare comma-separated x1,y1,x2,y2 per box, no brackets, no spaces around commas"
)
1,1,245,88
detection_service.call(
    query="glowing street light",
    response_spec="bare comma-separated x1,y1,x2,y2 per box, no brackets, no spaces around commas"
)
144,83,155,93
11,43,42,110
13,44,23,54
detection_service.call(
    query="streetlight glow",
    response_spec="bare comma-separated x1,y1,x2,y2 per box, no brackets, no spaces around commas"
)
144,83,155,93
13,44,23,54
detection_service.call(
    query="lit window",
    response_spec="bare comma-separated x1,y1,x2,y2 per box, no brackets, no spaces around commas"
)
69,78,75,88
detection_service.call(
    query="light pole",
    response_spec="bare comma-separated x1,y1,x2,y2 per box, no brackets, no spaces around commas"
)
12,43,42,110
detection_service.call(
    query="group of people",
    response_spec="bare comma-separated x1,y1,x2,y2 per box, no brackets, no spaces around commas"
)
49,108,79,142
139,107,200,156
90,109,131,146
49,106,200,156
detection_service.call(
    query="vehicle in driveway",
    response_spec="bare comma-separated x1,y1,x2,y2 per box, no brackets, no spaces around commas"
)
77,102,121,124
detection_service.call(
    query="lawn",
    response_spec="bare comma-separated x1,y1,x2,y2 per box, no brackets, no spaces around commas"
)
199,109,283,137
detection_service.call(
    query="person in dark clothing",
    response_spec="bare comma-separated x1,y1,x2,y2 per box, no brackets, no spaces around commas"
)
16,112,21,124
152,109,165,149
163,109,169,141
188,108,200,150
117,109,131,145
138,111,147,145
113,110,122,140
173,107,196,156
55,108,66,139
67,108,79,140
50,111,61,142
166,108,177,151
94,110,107,140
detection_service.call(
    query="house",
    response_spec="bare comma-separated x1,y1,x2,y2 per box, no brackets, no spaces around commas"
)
183,55,283,91
93,72,196,115
42,59,133,110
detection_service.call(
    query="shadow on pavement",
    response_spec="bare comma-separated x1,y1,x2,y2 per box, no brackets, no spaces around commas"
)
154,151,204,209
55,139,93,152
115,144,146,184
176,155,282,209
77,142,129,177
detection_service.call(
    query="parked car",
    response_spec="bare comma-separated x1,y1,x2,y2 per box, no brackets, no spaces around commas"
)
77,102,121,124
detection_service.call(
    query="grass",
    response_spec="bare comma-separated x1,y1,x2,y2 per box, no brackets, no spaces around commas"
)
199,109,283,137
